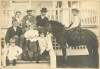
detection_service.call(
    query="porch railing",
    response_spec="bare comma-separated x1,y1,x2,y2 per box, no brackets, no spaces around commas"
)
1,8,99,56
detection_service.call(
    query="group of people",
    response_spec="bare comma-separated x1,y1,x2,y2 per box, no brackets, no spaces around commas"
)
1,7,52,67
1,7,81,67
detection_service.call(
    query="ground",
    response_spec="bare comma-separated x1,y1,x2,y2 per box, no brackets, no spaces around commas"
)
1,55,99,68
57,55,98,68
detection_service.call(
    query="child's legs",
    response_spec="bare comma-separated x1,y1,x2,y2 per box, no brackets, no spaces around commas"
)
28,51,34,61
6,58,10,66
41,50,49,59
23,40,30,60
12,59,16,66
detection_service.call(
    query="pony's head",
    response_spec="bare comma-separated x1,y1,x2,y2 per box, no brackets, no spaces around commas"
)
47,20,64,32
45,20,65,37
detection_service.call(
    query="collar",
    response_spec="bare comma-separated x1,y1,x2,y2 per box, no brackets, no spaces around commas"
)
13,26,17,28
41,15,46,19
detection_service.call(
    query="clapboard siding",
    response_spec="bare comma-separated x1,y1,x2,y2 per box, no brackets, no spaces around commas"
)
31,1,53,15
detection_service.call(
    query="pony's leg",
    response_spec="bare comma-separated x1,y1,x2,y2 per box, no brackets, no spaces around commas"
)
87,47,93,63
62,48,67,63
92,40,99,68
87,44,98,67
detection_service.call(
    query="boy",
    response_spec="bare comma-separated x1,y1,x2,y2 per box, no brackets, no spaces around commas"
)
69,8,81,28
6,38,22,66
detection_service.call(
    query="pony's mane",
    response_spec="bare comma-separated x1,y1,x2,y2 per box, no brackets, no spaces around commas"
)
49,20,64,27
49,20,64,37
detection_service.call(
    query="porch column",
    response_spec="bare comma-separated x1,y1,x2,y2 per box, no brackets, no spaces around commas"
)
62,1,70,27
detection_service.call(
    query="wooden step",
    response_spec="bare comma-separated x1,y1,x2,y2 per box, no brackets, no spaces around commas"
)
55,49,89,56
16,60,50,64
1,63,50,68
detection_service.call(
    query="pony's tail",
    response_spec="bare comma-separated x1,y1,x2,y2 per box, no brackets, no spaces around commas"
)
92,37,99,67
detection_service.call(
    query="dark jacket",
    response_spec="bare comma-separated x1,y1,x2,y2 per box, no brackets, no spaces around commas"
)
22,15,36,28
36,15,48,27
5,26,22,43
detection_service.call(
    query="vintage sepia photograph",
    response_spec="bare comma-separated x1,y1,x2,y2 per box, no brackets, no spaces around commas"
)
1,0,100,68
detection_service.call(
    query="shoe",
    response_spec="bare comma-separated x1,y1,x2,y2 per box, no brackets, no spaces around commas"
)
36,61,39,64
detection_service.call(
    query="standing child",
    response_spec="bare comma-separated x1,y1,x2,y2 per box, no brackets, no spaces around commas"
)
37,32,51,62
6,38,22,66
1,43,9,67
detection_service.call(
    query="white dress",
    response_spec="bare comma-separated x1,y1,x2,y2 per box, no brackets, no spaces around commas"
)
46,33,53,50
24,30,39,42
7,46,22,61
38,37,48,54
38,33,53,54
1,47,8,67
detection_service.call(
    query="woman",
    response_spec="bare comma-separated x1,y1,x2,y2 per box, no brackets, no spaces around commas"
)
24,25,39,62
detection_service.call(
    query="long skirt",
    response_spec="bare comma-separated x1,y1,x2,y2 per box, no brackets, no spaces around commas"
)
23,40,40,60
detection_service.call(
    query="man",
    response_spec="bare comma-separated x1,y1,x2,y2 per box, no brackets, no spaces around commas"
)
6,38,22,66
5,18,23,47
36,7,49,36
15,11,22,26
22,9,36,33
36,7,49,27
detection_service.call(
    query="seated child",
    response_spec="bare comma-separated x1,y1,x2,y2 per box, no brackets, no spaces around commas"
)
24,25,39,62
1,42,9,67
38,32,51,62
6,38,22,66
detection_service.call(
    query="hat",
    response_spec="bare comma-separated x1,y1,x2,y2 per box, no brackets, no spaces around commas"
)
12,18,17,23
26,9,33,12
10,38,15,42
41,7,48,12
16,11,21,13
71,8,79,13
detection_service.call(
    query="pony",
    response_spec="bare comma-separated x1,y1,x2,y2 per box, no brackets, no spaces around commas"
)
46,20,99,67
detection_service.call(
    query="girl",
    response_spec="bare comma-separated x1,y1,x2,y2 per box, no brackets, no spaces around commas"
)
38,32,51,62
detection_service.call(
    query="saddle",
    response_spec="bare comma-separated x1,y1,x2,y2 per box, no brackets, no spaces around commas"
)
67,27,85,46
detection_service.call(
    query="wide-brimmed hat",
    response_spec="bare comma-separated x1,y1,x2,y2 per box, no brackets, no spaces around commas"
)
26,9,33,12
10,38,15,43
41,7,48,12
71,8,79,13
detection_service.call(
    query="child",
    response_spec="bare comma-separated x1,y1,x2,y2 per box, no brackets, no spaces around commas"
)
6,38,22,66
24,25,39,62
1,42,9,67
38,32,51,62
69,8,81,28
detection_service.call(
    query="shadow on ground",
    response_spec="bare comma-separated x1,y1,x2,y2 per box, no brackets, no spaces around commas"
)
56,55,98,68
